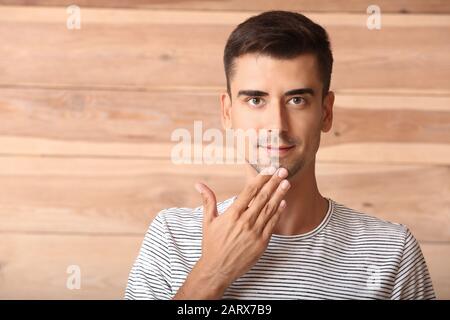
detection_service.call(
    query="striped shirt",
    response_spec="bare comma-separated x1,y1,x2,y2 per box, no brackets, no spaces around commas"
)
125,196,436,300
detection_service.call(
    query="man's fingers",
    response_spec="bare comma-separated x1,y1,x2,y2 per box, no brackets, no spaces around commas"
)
261,199,287,239
195,182,218,226
230,166,277,214
242,167,289,226
254,178,290,234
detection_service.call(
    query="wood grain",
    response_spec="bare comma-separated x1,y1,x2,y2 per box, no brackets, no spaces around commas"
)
0,234,140,299
0,7,449,92
0,0,449,14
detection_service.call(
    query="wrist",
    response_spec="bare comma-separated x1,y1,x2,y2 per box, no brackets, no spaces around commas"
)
173,257,233,300
189,258,230,299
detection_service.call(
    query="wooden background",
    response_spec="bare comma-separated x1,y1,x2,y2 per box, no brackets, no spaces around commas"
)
0,1,448,299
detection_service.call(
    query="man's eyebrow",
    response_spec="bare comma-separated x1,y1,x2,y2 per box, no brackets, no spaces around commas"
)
284,88,315,96
236,88,315,98
237,90,268,98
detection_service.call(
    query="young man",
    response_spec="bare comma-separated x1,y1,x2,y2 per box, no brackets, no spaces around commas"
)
125,11,435,300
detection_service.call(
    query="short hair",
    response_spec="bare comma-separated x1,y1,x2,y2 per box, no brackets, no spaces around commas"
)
223,10,333,100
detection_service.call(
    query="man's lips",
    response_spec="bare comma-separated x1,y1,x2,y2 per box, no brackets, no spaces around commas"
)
258,144,295,158
259,145,295,150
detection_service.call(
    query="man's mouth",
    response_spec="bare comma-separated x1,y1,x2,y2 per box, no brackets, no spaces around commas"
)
258,144,295,157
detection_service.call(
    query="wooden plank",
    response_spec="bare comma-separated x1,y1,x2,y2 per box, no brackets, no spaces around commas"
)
0,233,141,299
317,143,450,165
0,137,448,164
0,157,448,241
0,0,449,14
2,7,449,26
421,243,450,299
0,7,449,91
0,234,448,299
0,88,449,164
335,93,450,111
0,88,224,145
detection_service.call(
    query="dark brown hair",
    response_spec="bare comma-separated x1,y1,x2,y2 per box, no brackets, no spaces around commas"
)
223,10,333,100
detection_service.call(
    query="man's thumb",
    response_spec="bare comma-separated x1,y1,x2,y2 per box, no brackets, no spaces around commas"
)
194,182,218,225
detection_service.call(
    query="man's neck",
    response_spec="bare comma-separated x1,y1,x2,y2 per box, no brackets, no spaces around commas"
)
245,159,328,236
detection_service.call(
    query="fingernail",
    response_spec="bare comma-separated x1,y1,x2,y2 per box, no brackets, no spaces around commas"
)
261,166,276,176
280,200,287,209
280,179,290,190
277,167,288,178
194,183,203,194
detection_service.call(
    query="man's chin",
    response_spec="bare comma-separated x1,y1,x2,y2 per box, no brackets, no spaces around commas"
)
248,160,298,177
272,158,305,179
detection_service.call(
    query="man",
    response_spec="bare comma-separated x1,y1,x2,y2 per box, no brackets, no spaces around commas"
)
125,11,435,300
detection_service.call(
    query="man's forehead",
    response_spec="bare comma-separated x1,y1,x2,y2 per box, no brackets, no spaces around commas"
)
231,53,321,91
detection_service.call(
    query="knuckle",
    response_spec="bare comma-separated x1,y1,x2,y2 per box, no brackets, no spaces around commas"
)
260,205,270,217
239,220,251,232
259,191,270,203
264,201,275,214
246,184,258,198
250,228,261,241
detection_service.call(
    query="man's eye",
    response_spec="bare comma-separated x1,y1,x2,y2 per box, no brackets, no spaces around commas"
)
288,97,306,105
247,97,264,107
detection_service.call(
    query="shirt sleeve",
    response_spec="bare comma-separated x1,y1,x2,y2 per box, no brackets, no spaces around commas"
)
124,211,173,300
390,226,436,299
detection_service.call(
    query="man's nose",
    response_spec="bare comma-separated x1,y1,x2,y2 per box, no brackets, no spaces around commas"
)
264,101,289,133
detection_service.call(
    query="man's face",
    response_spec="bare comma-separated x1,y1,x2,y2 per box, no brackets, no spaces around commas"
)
221,53,333,179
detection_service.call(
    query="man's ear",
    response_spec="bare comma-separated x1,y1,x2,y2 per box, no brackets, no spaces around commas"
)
321,91,334,133
220,91,233,130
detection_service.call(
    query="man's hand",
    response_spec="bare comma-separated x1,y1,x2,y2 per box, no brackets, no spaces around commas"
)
173,167,290,299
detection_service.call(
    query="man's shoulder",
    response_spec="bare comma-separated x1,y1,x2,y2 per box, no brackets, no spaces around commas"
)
330,199,410,242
